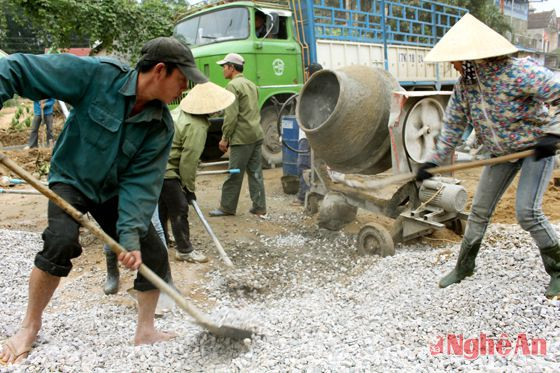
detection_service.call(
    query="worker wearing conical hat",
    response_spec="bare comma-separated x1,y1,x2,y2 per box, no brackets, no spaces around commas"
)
416,13,560,298
158,82,235,263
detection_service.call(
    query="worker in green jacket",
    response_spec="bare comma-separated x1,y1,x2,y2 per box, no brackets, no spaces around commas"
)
209,53,267,217
0,37,207,365
159,82,235,262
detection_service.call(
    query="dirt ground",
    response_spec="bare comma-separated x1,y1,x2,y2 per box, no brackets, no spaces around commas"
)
2,110,560,307
0,100,65,148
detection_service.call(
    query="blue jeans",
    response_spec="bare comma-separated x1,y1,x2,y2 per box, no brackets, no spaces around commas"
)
28,114,54,147
464,155,557,250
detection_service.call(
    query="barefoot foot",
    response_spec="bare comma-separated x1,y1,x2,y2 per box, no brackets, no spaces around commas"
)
0,326,39,365
134,330,177,346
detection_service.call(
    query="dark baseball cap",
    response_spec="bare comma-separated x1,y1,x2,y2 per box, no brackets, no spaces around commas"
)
139,37,208,84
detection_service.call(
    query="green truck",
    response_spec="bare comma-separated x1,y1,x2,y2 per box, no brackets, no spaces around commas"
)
173,1,304,166
173,0,466,165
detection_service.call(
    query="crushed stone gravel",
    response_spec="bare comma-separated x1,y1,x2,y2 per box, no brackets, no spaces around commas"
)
1,217,560,372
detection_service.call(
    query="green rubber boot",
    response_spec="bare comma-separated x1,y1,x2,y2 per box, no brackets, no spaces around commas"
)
539,243,560,299
103,251,120,295
439,242,481,288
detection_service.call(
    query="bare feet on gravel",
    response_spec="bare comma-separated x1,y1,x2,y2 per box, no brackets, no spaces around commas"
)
134,330,177,346
0,325,40,365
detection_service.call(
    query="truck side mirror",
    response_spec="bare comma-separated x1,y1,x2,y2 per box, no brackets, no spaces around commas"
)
266,13,280,36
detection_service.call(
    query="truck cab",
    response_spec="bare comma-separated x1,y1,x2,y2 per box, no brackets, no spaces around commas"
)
174,1,304,166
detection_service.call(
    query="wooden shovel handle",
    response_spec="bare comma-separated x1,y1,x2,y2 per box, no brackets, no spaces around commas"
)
0,152,214,325
428,149,535,175
356,149,540,190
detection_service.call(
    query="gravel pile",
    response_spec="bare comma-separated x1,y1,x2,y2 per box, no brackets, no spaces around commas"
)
1,218,560,372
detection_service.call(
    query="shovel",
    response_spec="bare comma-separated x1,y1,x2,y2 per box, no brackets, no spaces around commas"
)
199,160,229,168
342,149,537,190
0,188,40,195
196,168,240,176
189,199,234,268
0,152,253,340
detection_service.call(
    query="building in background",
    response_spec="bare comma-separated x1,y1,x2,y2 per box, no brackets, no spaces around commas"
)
493,0,558,69
494,0,530,44
527,10,558,52
527,9,558,67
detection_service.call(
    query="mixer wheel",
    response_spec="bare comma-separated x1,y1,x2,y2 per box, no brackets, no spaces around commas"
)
357,223,395,257
304,193,321,216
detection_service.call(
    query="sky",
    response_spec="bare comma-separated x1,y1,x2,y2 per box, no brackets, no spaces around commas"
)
530,0,560,15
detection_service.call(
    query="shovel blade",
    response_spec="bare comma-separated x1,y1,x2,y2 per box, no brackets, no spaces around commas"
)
198,321,253,340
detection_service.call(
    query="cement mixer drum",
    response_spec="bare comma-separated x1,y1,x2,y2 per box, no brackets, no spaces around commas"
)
296,65,400,175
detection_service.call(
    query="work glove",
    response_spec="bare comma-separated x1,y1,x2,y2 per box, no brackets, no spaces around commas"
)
185,190,197,204
416,162,438,182
533,135,560,161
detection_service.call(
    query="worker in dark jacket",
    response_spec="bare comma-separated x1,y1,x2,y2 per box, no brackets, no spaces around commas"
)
0,37,207,365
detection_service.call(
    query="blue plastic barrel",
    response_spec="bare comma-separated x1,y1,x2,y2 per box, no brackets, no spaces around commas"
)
281,115,299,176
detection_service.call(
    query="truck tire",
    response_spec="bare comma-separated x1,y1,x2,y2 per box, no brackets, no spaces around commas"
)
260,106,282,168
201,131,225,161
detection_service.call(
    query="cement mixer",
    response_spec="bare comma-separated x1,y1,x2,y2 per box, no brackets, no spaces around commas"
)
296,65,468,256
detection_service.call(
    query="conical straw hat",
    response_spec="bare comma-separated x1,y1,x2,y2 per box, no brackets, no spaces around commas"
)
180,82,235,115
425,13,518,62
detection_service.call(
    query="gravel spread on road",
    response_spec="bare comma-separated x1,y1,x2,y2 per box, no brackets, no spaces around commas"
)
1,217,559,372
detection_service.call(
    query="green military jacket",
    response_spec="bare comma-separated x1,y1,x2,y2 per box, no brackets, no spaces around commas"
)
222,73,263,145
165,108,209,192
0,53,174,251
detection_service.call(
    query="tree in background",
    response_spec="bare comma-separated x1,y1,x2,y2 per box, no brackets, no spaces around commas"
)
0,0,48,54
0,2,6,46
0,0,514,55
442,0,512,37
0,0,190,61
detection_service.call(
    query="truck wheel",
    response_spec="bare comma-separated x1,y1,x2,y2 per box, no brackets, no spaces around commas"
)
201,131,225,161
260,106,282,168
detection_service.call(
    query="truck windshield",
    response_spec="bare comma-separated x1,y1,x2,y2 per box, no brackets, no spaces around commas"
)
174,7,249,46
